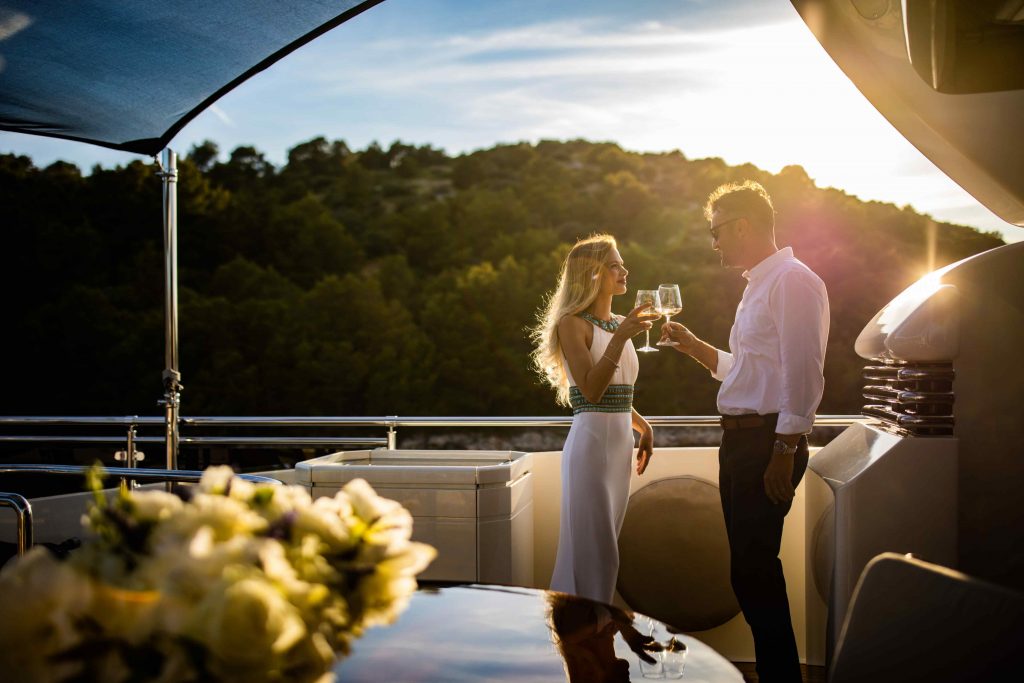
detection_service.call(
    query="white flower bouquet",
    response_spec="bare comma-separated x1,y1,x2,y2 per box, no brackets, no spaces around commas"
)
0,466,436,683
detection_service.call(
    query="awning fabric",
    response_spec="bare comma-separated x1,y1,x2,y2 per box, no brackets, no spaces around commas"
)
790,0,1024,227
0,0,383,156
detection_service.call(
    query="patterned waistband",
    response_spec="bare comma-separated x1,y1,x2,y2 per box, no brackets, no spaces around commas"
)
569,384,634,415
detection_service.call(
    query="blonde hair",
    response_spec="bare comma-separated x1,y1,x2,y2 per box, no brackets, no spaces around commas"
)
530,234,617,406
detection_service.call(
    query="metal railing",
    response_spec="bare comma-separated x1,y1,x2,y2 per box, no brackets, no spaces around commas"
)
0,416,867,557
0,492,32,556
0,414,866,456
0,465,281,557
0,464,282,486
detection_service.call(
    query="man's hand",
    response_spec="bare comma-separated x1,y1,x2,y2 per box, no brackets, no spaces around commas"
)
660,321,698,354
763,449,796,505
636,426,654,475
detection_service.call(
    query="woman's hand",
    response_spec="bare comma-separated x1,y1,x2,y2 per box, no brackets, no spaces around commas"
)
615,303,657,340
636,423,654,475
619,622,661,664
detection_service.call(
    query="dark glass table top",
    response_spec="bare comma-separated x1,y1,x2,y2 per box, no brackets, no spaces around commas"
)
335,584,744,682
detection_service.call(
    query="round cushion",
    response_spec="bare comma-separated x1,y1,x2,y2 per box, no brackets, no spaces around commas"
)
616,476,740,631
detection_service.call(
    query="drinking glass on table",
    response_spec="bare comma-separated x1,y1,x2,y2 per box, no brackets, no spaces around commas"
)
655,284,682,346
639,649,666,679
661,637,688,678
635,289,662,353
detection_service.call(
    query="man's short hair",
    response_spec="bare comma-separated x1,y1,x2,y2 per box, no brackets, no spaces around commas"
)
703,180,775,231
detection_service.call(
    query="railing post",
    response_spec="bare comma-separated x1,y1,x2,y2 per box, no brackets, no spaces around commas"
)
157,149,182,472
387,416,398,450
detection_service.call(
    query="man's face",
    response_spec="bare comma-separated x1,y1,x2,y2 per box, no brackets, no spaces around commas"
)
709,211,745,268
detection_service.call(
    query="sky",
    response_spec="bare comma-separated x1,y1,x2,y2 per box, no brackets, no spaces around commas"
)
2,0,1019,243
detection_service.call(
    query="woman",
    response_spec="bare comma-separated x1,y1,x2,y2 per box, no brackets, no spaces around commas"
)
546,592,658,682
531,234,656,604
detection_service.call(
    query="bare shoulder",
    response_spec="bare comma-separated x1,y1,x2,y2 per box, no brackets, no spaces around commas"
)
557,314,587,337
557,314,594,351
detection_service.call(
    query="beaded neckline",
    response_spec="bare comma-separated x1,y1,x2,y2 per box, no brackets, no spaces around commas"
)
577,311,619,332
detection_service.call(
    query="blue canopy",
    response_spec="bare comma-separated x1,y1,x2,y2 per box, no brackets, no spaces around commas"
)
0,0,382,155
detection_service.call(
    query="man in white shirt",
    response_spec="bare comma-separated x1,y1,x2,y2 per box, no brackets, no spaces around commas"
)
661,181,829,683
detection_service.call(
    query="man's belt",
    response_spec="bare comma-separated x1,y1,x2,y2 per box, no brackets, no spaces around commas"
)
719,414,776,430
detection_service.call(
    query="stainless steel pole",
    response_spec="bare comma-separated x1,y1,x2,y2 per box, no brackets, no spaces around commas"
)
159,149,181,470
0,493,33,555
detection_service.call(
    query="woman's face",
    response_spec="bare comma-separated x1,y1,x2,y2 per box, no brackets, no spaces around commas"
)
600,247,629,297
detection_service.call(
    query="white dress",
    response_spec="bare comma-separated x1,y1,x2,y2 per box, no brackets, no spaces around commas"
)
549,314,640,604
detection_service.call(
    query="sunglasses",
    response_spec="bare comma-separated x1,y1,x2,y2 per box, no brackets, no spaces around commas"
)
709,217,743,240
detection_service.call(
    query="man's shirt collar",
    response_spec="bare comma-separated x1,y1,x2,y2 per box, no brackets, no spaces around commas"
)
742,246,794,282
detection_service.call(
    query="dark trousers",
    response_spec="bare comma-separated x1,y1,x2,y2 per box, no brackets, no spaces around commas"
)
719,414,808,683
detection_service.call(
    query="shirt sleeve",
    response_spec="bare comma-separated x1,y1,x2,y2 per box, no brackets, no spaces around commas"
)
772,269,830,435
711,349,734,382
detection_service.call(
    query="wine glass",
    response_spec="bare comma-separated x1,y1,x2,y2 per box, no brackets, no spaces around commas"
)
635,290,662,353
655,284,682,346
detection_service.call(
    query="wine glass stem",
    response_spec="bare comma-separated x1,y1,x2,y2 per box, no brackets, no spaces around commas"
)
645,329,651,348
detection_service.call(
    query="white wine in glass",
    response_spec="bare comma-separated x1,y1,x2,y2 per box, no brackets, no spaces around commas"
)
656,284,682,346
635,289,662,353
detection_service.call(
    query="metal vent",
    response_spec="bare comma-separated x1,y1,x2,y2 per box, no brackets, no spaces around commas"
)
862,361,955,436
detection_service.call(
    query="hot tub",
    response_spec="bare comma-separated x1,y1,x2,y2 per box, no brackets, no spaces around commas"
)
296,449,533,585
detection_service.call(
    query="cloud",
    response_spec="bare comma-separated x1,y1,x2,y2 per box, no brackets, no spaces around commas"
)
0,9,32,41
209,104,235,127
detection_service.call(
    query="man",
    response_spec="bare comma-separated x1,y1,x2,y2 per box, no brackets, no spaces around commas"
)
661,180,829,683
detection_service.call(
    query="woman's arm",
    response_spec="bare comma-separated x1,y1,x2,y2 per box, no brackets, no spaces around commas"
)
557,316,624,404
632,408,654,475
557,305,652,405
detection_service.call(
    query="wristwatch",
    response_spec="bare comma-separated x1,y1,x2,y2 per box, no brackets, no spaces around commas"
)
773,439,797,457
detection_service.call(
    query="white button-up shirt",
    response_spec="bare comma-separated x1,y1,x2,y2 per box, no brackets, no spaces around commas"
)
712,247,830,435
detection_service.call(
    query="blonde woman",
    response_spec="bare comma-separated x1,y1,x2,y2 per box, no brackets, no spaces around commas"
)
531,234,656,604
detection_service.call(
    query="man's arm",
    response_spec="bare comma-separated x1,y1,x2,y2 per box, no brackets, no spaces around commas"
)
775,270,829,437
763,269,830,504
659,321,729,378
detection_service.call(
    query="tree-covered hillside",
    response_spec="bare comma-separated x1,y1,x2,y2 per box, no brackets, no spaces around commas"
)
0,138,1004,417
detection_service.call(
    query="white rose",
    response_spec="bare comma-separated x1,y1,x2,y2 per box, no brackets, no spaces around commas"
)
287,534,342,585
89,582,161,644
343,478,402,526
128,489,184,522
260,483,313,521
197,465,236,494
157,491,267,543
188,576,307,677
355,541,436,627
0,548,94,682
145,530,263,608
292,497,355,554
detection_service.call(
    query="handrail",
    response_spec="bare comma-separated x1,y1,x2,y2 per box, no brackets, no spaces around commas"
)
0,436,387,447
1,414,866,428
0,492,32,555
0,464,281,486
0,416,163,426
0,466,279,556
0,415,868,454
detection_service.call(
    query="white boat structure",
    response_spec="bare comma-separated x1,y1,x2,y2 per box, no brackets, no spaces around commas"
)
2,1,1024,680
